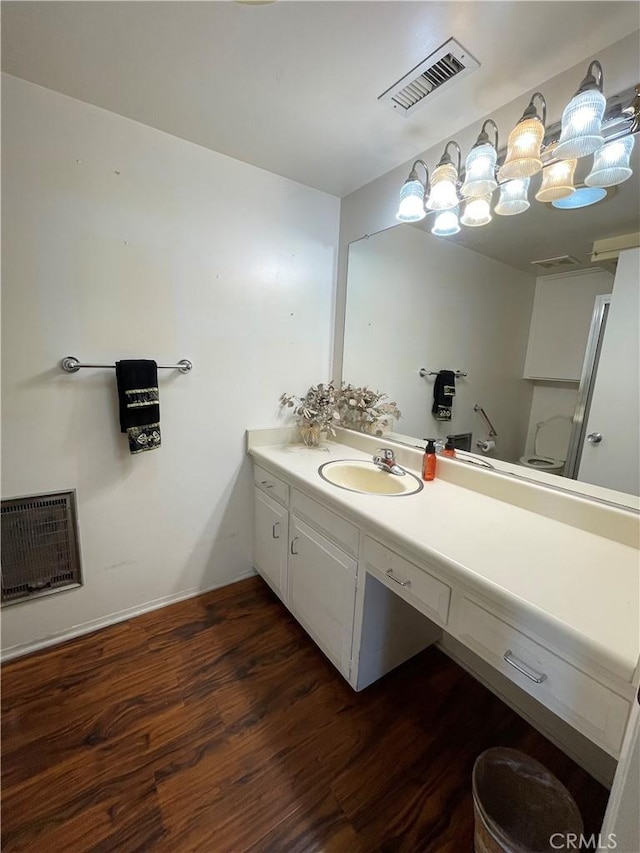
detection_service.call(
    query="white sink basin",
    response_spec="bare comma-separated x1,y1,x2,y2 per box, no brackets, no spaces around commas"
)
318,460,423,496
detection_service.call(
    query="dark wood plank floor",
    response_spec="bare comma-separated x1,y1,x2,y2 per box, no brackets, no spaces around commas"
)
2,576,609,852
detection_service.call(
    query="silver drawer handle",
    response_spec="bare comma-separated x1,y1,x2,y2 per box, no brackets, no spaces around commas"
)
385,568,410,588
261,480,275,490
290,537,299,556
503,650,547,684
272,522,280,539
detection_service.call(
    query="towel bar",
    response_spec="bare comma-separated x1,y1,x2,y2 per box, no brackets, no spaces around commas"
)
419,369,467,378
61,356,193,374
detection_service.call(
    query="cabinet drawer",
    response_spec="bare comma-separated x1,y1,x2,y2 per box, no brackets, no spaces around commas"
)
455,596,630,757
253,465,289,507
291,489,359,558
362,537,451,626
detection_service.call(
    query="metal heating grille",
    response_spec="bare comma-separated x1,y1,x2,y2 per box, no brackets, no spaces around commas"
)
1,491,82,605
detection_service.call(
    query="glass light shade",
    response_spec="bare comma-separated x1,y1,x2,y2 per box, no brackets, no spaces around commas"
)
498,118,545,180
460,194,492,227
535,159,577,202
494,178,530,216
554,89,606,159
461,143,498,198
431,207,461,236
551,186,607,209
536,160,578,201
585,135,635,187
426,163,459,211
396,179,426,222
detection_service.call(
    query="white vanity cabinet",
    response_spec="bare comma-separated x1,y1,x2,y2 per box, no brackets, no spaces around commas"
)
253,465,360,680
288,515,357,678
249,444,636,781
253,465,289,601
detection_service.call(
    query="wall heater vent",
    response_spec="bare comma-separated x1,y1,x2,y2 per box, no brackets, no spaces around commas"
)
379,38,480,117
530,255,581,271
1,490,82,606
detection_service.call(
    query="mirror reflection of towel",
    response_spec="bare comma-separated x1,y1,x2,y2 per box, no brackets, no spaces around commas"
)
115,360,161,454
432,370,456,421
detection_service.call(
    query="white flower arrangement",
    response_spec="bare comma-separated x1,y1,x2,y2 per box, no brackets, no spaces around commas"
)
280,381,401,444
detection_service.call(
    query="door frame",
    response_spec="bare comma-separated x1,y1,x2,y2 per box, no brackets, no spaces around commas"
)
564,293,611,480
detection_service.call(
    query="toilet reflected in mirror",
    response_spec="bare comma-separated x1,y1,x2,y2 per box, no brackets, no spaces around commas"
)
519,415,573,474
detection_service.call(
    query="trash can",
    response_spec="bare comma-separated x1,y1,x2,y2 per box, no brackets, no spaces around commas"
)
472,747,584,853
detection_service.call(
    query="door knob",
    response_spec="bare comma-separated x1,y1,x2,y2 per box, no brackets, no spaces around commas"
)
587,432,603,444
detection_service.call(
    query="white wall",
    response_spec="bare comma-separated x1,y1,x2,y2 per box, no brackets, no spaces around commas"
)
344,225,536,460
1,75,339,657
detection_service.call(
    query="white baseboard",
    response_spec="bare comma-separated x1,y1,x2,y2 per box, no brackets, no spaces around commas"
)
0,570,257,663
437,635,617,788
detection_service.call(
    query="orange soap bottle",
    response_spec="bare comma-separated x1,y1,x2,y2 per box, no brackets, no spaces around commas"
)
442,437,456,458
422,439,437,481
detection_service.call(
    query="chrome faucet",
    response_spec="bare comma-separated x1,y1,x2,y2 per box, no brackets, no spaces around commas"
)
373,448,406,476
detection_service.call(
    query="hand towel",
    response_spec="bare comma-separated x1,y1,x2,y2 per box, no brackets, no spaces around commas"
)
432,370,456,421
115,360,161,454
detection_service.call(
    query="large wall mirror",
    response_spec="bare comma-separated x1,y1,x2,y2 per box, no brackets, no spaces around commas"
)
342,142,639,502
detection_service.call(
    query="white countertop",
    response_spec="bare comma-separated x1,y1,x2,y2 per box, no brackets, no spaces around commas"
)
249,433,640,685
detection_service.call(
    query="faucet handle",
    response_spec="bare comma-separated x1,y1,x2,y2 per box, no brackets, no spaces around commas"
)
376,448,395,461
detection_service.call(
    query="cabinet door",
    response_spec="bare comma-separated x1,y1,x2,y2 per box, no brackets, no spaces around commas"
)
288,515,357,679
253,488,288,602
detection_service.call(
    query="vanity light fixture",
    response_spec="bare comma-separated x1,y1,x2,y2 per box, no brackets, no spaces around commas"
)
494,177,530,216
551,185,607,209
585,135,635,187
535,158,577,202
460,193,493,227
431,206,461,236
396,159,429,222
426,141,461,211
394,66,637,239
461,119,499,198
555,61,606,160
498,92,547,180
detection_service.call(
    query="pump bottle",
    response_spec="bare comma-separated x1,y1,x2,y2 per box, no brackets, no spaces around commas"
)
423,439,437,481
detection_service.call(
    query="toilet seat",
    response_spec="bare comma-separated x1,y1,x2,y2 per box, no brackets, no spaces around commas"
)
519,415,572,474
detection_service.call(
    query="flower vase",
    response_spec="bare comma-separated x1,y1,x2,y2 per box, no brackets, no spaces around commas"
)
300,423,322,447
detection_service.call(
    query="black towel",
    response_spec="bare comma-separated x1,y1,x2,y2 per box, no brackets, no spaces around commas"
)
115,360,161,454
432,370,456,422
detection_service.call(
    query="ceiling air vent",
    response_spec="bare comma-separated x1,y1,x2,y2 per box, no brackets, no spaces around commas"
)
530,255,581,271
379,38,480,117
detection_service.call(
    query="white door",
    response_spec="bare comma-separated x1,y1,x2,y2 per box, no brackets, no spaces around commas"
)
288,515,357,678
578,248,640,496
253,488,288,601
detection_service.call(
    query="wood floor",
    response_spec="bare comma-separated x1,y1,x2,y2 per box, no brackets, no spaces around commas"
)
2,576,608,852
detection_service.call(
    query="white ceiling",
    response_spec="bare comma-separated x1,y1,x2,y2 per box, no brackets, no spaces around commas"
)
1,1,639,197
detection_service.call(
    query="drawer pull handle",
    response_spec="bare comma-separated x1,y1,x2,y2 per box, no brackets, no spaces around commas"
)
261,480,275,490
386,568,410,588
272,523,280,539
503,651,547,684
290,537,299,556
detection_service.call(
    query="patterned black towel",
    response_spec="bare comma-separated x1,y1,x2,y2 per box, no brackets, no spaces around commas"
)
431,370,456,421
115,360,161,454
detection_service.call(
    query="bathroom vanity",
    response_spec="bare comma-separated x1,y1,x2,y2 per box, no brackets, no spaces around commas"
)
248,428,639,785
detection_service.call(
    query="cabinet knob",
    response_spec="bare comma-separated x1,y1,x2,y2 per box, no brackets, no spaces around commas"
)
290,537,299,556
272,522,280,539
586,432,603,445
